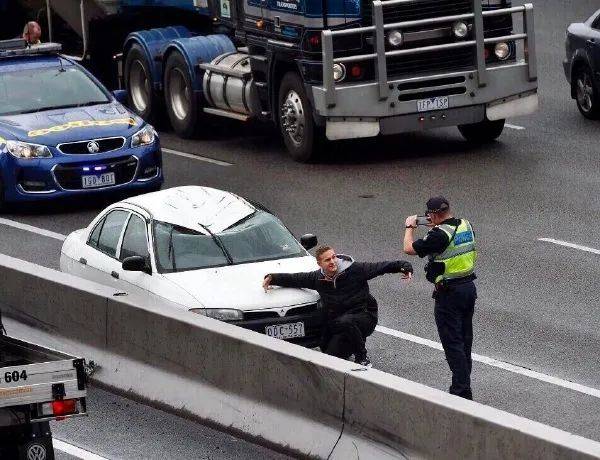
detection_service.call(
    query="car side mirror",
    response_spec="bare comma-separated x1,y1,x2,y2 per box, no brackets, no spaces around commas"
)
112,89,128,105
300,234,318,250
122,256,150,274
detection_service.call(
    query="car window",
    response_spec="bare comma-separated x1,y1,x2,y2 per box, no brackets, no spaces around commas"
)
88,217,105,248
120,214,149,261
96,210,129,258
593,15,600,30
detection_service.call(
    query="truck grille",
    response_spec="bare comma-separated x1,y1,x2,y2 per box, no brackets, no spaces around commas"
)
53,155,138,190
387,47,475,79
361,0,472,26
57,137,126,155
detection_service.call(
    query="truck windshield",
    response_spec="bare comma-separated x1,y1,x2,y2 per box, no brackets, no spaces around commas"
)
153,211,305,273
0,65,109,116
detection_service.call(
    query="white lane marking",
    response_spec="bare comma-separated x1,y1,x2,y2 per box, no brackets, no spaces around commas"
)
505,123,525,130
538,238,600,256
54,439,110,460
162,148,233,166
0,217,66,241
375,325,600,399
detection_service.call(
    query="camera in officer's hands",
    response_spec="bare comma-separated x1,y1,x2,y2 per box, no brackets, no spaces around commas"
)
416,216,431,226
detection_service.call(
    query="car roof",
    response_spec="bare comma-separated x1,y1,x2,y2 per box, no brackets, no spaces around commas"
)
122,186,256,234
0,54,75,73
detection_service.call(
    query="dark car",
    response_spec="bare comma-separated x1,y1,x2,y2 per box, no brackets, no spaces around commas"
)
564,9,600,118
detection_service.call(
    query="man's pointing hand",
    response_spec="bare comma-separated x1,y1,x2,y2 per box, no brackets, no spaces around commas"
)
263,275,273,293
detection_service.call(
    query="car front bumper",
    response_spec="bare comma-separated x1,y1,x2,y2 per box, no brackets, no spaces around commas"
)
2,141,163,202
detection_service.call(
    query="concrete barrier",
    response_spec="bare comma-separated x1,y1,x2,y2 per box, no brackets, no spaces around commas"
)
1,253,599,459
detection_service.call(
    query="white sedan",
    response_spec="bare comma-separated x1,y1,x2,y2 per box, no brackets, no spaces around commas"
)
60,186,323,346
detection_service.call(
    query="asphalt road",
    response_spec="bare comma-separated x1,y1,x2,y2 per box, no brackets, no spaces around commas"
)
2,0,600,456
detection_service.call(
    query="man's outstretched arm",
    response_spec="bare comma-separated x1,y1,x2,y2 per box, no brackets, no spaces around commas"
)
263,271,318,292
358,260,413,281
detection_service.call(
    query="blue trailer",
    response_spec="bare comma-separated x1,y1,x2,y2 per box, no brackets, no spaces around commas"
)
30,0,537,161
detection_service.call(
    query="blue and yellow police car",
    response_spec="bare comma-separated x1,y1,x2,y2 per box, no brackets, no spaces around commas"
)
0,39,163,207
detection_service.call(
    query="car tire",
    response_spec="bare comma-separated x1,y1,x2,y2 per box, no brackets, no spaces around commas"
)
457,118,505,143
164,52,200,138
573,65,600,119
17,437,54,460
278,72,325,163
124,44,157,122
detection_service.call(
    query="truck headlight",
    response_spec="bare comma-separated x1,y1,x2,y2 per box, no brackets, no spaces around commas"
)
452,21,469,39
494,42,510,60
333,63,346,82
6,140,51,159
190,308,244,321
131,124,156,147
388,30,404,47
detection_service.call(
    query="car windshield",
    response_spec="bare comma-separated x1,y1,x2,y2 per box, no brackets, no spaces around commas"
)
153,211,305,273
0,65,109,116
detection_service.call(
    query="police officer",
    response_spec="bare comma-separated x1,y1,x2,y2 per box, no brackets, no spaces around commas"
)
403,196,477,400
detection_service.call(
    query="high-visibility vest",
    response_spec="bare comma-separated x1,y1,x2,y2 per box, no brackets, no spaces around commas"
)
430,219,477,283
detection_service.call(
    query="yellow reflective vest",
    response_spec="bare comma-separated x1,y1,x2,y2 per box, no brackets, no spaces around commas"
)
431,219,477,283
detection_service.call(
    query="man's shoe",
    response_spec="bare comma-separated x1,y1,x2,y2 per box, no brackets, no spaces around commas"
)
355,355,372,368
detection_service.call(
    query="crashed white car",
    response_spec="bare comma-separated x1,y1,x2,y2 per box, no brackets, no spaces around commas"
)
60,186,323,346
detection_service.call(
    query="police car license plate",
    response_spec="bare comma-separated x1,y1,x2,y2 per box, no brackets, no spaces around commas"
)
417,96,449,112
82,172,115,188
265,322,305,339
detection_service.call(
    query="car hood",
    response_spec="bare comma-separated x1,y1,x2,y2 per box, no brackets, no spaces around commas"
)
162,256,320,311
0,103,142,144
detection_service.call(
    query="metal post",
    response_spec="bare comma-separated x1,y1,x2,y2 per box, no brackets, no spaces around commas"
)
472,0,486,87
46,0,53,43
80,0,88,60
322,30,336,107
373,1,389,100
523,3,537,81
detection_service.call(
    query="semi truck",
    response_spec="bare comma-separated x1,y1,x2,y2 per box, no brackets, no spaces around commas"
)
9,0,538,161
0,313,88,459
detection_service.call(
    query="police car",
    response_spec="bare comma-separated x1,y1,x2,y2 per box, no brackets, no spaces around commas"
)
0,39,162,207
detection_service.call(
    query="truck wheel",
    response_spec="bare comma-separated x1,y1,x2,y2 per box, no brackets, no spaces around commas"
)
278,72,324,162
18,438,54,460
574,65,600,119
164,52,199,138
457,118,505,143
124,44,156,121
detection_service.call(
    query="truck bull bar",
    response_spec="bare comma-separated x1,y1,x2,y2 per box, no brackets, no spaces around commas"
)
321,1,537,108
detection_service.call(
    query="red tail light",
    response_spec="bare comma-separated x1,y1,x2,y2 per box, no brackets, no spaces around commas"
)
52,399,77,416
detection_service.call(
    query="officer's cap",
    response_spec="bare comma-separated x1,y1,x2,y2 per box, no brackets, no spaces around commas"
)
426,196,450,213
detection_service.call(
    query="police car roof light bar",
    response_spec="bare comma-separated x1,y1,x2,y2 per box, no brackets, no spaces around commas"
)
0,40,62,58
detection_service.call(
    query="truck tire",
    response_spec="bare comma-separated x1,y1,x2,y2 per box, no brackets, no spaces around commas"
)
278,72,324,162
573,65,600,119
18,437,54,460
164,52,199,138
124,44,156,121
457,118,505,143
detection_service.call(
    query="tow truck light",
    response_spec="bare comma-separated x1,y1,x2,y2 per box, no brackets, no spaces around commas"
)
308,35,320,47
350,64,363,78
52,399,77,416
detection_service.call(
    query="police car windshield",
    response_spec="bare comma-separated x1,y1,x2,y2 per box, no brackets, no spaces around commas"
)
0,66,109,116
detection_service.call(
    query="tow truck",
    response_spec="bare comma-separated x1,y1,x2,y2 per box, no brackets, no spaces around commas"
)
0,312,88,460
14,0,538,161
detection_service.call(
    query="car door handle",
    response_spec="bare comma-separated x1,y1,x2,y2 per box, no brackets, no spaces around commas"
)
111,271,119,279
79,258,87,265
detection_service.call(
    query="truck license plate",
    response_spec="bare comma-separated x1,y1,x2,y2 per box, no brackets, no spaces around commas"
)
265,322,305,339
417,96,449,112
82,172,115,188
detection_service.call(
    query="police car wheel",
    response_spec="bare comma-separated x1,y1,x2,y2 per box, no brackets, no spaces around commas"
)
278,72,324,163
164,52,199,138
457,118,505,144
574,65,600,119
124,44,155,121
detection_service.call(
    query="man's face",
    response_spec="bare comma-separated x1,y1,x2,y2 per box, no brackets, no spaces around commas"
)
317,249,338,276
24,23,41,44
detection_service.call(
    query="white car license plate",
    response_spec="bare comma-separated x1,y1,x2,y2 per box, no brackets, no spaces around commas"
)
417,96,449,112
265,322,305,340
82,172,116,188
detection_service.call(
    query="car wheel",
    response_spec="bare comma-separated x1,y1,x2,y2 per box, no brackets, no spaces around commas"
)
574,65,600,119
124,44,156,121
278,72,325,163
164,52,200,138
457,118,505,143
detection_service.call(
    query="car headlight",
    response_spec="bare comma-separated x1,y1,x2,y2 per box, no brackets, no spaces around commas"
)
190,308,244,321
452,21,469,39
5,140,51,159
131,124,156,147
494,42,510,60
388,30,404,47
333,63,346,82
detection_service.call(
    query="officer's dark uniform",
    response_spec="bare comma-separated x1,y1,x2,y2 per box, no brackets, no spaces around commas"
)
412,198,477,400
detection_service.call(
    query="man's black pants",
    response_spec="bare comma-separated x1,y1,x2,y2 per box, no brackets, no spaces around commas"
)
434,280,477,400
322,310,377,360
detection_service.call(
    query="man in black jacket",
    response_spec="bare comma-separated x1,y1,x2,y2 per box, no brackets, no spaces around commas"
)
263,246,413,366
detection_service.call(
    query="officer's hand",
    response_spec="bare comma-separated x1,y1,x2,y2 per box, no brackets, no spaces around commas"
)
263,275,273,293
405,215,418,228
